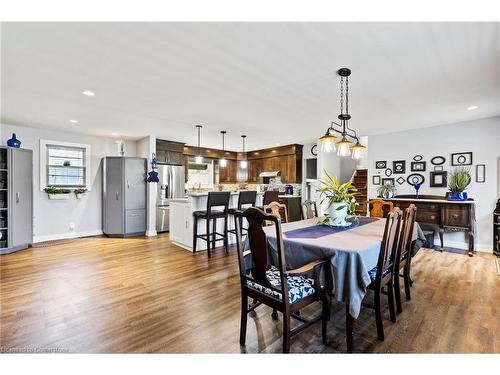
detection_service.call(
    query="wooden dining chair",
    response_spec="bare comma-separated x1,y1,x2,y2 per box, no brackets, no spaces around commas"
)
361,207,402,341
368,198,394,218
393,204,417,313
264,201,288,224
301,200,318,219
234,207,331,353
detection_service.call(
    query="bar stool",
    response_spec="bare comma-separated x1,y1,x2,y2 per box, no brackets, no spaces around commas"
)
193,191,231,258
256,190,279,210
228,190,257,238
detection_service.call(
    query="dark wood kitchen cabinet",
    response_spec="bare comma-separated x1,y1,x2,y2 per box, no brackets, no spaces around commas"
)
219,160,237,183
246,144,302,183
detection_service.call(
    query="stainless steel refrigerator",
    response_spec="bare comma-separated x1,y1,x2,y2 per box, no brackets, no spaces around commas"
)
156,164,185,232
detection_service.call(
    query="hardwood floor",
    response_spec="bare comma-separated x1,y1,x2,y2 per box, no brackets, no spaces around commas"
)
1,235,498,353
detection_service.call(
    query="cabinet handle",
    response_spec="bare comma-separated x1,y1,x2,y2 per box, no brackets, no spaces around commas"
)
116,191,119,200
453,214,459,219
127,180,130,189
185,220,188,228
16,192,20,203
430,215,436,220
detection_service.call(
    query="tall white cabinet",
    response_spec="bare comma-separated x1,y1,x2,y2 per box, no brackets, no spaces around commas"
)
0,146,33,255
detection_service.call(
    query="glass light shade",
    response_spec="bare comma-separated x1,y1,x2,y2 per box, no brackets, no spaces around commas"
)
195,155,203,164
219,158,227,167
319,135,337,153
336,139,352,157
240,160,248,169
351,143,366,160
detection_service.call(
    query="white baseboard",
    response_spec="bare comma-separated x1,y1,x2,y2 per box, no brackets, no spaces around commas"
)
432,237,492,253
145,229,157,237
33,230,103,243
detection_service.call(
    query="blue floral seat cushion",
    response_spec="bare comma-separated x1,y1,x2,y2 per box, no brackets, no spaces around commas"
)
368,266,391,282
246,266,316,304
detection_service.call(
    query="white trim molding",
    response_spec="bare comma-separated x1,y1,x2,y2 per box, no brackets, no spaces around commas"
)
39,139,92,191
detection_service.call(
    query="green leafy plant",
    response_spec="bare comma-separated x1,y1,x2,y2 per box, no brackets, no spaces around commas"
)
448,167,471,193
63,160,71,167
44,186,71,194
73,188,87,194
317,170,358,214
377,183,397,198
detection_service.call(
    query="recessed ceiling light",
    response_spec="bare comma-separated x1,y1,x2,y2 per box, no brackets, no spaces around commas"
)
82,90,95,97
69,119,78,124
111,132,118,136
467,105,478,110
275,143,281,146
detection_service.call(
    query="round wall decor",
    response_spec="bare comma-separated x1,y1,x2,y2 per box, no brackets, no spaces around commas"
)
407,173,425,186
385,168,393,177
311,144,317,156
413,155,423,161
431,156,446,165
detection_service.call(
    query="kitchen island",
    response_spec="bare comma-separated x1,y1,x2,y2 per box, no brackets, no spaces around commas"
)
169,192,263,252
169,191,301,252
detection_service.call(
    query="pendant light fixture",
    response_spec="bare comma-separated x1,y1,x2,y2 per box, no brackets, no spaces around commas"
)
318,68,366,159
240,135,248,169
219,131,228,168
194,124,203,164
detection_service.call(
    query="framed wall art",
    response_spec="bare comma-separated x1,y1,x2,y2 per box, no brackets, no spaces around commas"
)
393,160,406,174
406,173,425,186
430,171,447,187
413,155,423,161
476,164,485,183
373,175,381,185
385,168,393,177
451,152,473,166
434,165,444,171
411,161,426,172
375,161,387,169
396,177,406,185
430,156,446,165
381,178,395,186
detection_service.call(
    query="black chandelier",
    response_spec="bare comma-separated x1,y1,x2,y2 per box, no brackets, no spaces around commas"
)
319,68,366,159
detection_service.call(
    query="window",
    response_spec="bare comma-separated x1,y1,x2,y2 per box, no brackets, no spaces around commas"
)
40,140,91,190
47,145,86,187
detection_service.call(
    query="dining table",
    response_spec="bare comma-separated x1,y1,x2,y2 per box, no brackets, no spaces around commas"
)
253,215,426,352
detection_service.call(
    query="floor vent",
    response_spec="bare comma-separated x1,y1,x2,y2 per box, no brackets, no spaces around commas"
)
33,239,78,248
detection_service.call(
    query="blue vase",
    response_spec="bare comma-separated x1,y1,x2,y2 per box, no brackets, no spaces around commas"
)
450,191,468,201
7,133,21,148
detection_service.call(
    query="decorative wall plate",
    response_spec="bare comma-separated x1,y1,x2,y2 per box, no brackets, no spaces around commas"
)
372,175,381,185
385,168,393,177
393,160,406,174
311,144,317,156
376,161,387,169
430,156,446,165
411,161,426,172
430,171,447,187
451,152,473,166
413,155,423,161
381,178,395,186
406,173,425,186
396,177,405,185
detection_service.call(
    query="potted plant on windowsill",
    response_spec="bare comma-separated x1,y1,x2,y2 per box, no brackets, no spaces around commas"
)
377,183,397,199
74,188,88,199
44,186,71,200
317,170,358,227
448,167,471,201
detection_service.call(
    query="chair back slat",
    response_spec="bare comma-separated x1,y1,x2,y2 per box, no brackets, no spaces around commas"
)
207,191,231,213
265,201,288,223
301,200,318,219
368,198,394,218
397,204,417,262
238,190,257,209
235,208,288,298
376,207,402,280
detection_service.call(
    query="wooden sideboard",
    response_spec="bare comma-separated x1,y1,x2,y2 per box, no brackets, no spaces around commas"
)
386,195,476,256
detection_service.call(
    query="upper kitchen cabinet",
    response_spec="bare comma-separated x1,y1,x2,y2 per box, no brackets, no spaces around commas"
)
247,144,303,183
219,159,237,183
156,140,185,165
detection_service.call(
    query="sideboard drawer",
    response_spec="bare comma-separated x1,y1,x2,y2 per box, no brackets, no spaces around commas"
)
416,210,440,224
416,203,440,212
443,207,469,228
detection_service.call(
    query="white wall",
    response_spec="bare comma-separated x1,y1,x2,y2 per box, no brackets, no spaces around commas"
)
366,116,500,252
136,135,157,237
1,123,137,242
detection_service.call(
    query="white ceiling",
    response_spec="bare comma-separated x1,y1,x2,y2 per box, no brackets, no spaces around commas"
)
1,22,499,150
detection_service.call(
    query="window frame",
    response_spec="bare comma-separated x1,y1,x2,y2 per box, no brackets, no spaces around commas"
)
40,140,91,191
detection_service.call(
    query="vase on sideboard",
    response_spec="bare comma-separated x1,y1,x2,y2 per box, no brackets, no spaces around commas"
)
6,133,21,148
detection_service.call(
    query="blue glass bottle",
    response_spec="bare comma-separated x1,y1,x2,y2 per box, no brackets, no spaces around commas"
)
7,133,21,148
